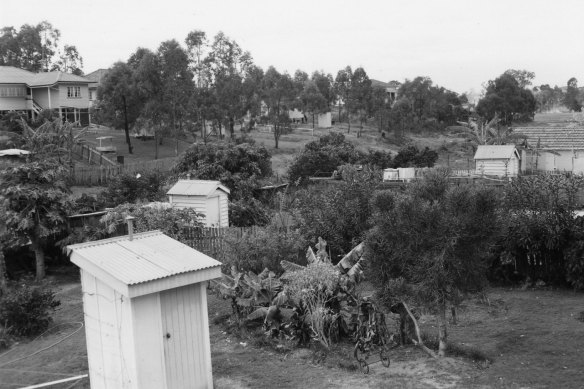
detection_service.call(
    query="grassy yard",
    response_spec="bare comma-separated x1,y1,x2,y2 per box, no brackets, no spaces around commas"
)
1,272,582,388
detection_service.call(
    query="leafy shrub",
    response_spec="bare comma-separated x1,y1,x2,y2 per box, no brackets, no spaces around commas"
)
294,165,379,260
228,198,270,227
172,141,272,201
223,218,305,274
0,285,60,337
503,174,584,285
563,217,584,290
287,132,362,183
100,171,167,207
392,145,439,168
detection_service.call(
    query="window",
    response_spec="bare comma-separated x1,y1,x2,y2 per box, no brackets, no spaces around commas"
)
67,86,81,98
89,90,94,100
0,86,26,97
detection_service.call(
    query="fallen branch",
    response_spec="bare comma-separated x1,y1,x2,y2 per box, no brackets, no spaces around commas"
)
402,301,438,359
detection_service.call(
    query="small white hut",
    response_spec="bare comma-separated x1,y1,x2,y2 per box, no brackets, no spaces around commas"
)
474,145,520,177
68,229,221,389
167,180,230,227
317,112,332,128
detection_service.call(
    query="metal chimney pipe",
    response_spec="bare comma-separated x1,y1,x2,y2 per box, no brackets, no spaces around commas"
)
126,216,136,241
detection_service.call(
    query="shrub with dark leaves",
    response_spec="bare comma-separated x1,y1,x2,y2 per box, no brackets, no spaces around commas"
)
0,285,60,337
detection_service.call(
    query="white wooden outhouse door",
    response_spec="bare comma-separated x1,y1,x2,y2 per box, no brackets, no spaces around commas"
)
160,284,212,389
206,196,220,226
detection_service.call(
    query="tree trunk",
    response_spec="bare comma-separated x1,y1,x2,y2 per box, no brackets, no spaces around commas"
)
312,113,315,129
437,301,448,357
155,130,159,160
0,247,8,296
30,239,45,281
274,124,279,149
122,95,133,154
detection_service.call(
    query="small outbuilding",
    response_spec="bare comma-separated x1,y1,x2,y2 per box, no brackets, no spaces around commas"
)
68,229,222,389
474,145,520,177
167,180,230,227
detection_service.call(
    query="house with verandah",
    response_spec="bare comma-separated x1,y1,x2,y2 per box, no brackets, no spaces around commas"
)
0,66,95,125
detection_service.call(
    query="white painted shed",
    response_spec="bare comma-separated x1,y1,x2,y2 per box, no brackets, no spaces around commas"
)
317,112,332,128
68,230,222,389
474,145,520,177
167,180,230,227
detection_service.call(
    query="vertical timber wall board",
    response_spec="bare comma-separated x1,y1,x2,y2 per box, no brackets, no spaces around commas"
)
160,283,213,389
81,269,137,388
132,293,167,389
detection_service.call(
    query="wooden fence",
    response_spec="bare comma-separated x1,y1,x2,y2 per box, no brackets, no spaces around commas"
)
73,144,117,166
182,226,260,261
71,157,177,186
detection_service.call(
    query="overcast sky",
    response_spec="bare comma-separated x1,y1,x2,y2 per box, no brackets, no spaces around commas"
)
2,0,583,96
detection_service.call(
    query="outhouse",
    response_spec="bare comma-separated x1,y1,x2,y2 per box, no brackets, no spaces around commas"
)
167,180,230,227
68,229,221,389
474,145,520,177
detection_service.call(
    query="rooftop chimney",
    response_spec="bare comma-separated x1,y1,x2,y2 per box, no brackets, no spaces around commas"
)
126,216,136,241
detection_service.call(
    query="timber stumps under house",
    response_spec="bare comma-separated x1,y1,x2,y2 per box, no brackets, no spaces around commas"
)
68,225,221,389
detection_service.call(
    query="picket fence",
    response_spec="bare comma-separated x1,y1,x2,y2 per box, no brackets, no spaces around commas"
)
71,157,177,186
182,226,260,261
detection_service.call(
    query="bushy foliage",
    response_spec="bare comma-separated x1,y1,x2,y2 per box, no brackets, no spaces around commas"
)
392,145,439,168
100,203,204,242
99,171,167,207
366,170,500,353
564,217,584,290
0,285,60,337
359,149,393,169
503,174,584,286
294,166,379,260
172,141,272,200
228,198,271,228
287,132,362,183
222,217,305,274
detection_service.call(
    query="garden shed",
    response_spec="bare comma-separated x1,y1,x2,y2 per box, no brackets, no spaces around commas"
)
474,145,520,177
167,179,230,227
68,229,222,389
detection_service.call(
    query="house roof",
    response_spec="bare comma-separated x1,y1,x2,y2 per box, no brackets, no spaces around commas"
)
513,127,584,150
0,148,30,156
167,180,230,197
68,230,221,286
0,66,95,87
85,68,110,86
474,145,518,160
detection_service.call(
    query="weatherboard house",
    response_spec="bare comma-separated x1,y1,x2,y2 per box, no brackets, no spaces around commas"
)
513,127,584,174
474,145,520,177
167,179,230,227
68,228,221,389
0,66,95,125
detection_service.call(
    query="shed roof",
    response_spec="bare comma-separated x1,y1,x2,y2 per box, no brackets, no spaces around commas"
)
513,127,584,150
0,148,30,156
474,145,518,160
167,180,230,197
68,231,221,286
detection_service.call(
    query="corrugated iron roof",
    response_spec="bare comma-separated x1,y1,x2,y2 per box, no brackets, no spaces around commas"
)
167,180,230,196
67,231,221,285
513,127,584,150
0,66,95,87
474,145,518,160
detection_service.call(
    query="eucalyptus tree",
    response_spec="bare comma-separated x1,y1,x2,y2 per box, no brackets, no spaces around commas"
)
262,66,295,148
334,66,353,131
349,67,372,137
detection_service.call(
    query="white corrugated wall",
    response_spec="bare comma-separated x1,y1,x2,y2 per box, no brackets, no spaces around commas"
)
475,157,519,177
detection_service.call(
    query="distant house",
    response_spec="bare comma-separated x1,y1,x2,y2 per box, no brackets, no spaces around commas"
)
370,79,399,104
474,145,520,177
167,180,230,227
0,66,96,125
514,127,584,174
84,68,109,108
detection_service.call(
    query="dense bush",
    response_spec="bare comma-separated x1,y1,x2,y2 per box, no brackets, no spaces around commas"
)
502,174,583,286
228,198,271,227
100,171,167,207
0,285,60,337
222,217,305,274
287,132,362,183
392,145,439,168
172,141,272,200
564,218,584,290
294,165,379,260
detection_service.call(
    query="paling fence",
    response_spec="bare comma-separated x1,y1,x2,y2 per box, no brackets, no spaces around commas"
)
182,226,260,262
70,157,177,186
